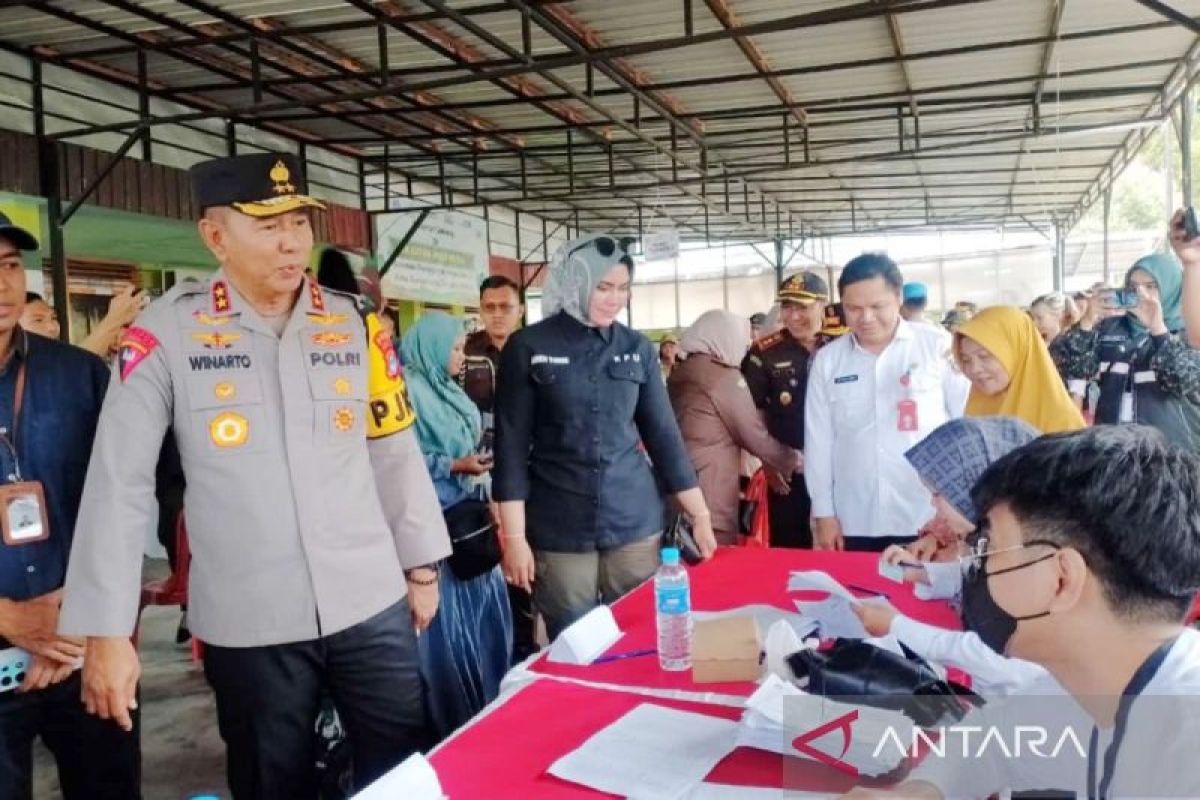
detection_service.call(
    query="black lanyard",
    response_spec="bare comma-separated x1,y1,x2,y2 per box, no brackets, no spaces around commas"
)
1086,636,1179,799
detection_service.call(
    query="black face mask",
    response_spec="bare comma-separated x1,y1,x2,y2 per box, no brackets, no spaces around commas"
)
961,545,1059,655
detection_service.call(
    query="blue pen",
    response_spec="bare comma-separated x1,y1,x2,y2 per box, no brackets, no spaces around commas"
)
593,647,657,664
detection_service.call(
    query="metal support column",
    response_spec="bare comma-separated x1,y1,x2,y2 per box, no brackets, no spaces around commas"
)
1102,186,1112,285
773,236,785,288
1052,219,1065,292
33,60,69,342
1181,86,1194,208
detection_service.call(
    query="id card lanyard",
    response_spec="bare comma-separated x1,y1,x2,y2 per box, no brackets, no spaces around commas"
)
0,360,28,481
1086,635,1178,799
897,365,919,432
0,359,50,546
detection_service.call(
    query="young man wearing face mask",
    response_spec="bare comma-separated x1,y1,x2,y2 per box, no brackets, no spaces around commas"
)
841,425,1200,800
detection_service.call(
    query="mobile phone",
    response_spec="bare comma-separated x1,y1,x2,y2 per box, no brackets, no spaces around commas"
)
1184,207,1200,241
1106,288,1140,309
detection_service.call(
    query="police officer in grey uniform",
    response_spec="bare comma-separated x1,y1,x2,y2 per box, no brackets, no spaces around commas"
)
59,153,451,798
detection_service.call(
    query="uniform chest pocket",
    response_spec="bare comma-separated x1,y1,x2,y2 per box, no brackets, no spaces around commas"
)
184,369,267,456
830,379,871,425
311,380,368,443
605,360,646,415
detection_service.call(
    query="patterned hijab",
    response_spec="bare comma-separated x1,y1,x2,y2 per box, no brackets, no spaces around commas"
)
905,416,1040,523
399,312,480,460
542,234,635,326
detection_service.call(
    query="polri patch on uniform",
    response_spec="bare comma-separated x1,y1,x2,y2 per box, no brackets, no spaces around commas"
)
311,331,352,347
834,374,859,384
118,326,160,382
374,330,401,380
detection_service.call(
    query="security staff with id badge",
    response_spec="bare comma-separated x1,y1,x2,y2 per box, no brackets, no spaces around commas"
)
805,254,968,553
58,154,451,799
0,215,139,799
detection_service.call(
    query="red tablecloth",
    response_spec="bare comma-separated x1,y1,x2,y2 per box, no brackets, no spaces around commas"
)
528,547,962,696
429,678,873,799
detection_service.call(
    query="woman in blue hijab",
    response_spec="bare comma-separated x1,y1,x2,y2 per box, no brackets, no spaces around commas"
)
401,311,512,740
1054,251,1200,450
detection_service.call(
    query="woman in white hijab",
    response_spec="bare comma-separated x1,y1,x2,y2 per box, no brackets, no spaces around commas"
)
668,310,802,545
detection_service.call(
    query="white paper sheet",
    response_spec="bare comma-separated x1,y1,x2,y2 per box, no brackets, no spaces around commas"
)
786,570,858,600
546,605,624,665
352,753,444,799
792,595,895,640
548,704,738,800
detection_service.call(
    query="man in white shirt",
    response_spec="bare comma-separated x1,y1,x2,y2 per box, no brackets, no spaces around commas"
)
805,254,969,552
841,425,1200,799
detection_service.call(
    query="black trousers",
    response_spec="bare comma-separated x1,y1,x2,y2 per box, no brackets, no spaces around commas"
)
203,599,429,800
507,584,538,664
0,670,141,800
767,475,813,549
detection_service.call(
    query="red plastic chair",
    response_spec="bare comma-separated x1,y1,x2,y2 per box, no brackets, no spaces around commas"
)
137,513,201,660
1186,593,1200,626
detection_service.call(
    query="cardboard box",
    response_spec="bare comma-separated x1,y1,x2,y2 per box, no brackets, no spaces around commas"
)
691,615,762,683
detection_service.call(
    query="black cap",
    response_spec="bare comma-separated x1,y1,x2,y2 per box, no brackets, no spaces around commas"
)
778,271,829,304
749,312,767,326
190,152,325,217
0,212,38,251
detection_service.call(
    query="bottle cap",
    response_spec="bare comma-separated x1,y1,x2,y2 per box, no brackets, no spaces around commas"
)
661,547,680,566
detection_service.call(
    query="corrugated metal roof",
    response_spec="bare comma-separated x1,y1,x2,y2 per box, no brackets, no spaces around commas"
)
0,0,1195,241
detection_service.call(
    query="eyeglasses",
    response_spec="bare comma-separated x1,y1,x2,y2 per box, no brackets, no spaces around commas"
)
567,236,635,261
964,535,1061,582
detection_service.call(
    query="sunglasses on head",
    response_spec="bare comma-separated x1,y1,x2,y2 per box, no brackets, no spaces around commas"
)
567,236,636,261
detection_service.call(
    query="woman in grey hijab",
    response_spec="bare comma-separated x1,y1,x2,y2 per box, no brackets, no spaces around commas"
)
492,234,717,640
668,310,801,544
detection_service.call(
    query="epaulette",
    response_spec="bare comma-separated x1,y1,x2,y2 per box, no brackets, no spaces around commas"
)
163,276,205,302
752,331,786,352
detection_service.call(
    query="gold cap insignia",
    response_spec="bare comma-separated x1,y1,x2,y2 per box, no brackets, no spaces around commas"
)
270,159,296,196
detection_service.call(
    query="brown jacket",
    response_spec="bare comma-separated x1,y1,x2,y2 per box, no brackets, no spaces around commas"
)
667,354,800,541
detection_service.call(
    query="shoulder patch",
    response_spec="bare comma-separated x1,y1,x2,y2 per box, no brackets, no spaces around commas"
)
364,312,414,438
757,331,785,350
118,326,160,382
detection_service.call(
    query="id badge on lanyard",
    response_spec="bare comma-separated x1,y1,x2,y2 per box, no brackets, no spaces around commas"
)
0,360,49,546
897,368,919,432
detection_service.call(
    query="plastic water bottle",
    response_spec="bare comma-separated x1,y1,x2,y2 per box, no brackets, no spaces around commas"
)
655,547,693,671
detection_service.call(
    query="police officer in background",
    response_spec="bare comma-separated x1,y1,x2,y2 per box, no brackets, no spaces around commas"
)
460,275,538,662
741,272,829,548
59,153,451,798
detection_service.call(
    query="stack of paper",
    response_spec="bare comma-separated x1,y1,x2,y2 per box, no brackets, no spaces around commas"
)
786,570,896,640
737,675,914,778
548,704,738,799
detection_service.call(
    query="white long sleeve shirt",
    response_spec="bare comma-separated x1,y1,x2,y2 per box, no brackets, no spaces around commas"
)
908,628,1200,799
804,320,969,539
